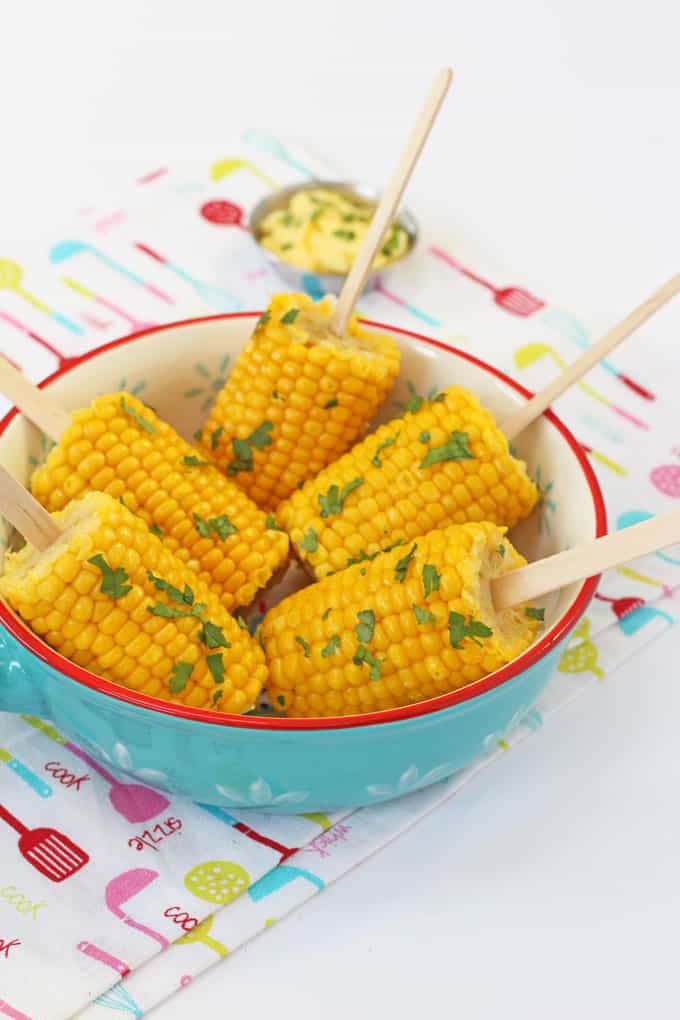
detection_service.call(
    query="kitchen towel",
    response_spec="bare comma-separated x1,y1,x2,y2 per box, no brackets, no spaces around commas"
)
0,134,678,1019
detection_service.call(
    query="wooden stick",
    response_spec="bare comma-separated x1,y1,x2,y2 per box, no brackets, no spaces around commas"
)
492,507,680,610
0,466,61,551
0,356,70,443
329,67,453,337
502,274,680,440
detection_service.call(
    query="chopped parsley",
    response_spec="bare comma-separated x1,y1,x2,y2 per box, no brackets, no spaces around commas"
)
120,396,155,434
300,527,318,553
318,477,364,517
397,383,444,417
265,514,282,531
448,612,493,650
199,620,231,650
147,571,194,606
322,635,340,657
228,421,274,475
525,607,545,622
422,564,440,599
355,610,375,644
149,523,164,537
210,426,224,450
420,431,473,469
295,635,310,658
419,431,431,444
257,311,271,327
206,652,225,684
281,213,295,227
276,694,286,707
168,661,193,693
413,604,436,625
193,513,237,541
310,206,324,221
353,644,382,681
322,607,332,621
236,615,248,630
88,555,132,600
324,398,339,409
280,308,299,324
272,390,284,401
498,545,506,558
333,229,356,240
281,243,293,251
183,455,209,468
371,434,398,468
212,690,223,707
394,543,417,583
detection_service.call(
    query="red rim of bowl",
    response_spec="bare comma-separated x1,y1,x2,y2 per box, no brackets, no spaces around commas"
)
0,313,607,731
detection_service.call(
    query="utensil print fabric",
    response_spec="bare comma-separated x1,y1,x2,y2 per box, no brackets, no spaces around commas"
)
2,136,680,1019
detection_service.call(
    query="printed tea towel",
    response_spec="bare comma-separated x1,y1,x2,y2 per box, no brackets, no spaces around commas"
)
0,133,678,1019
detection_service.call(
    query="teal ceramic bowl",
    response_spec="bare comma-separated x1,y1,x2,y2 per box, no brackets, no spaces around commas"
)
0,315,606,811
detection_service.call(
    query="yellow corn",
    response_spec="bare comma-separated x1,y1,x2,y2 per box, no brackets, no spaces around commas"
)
277,385,539,579
198,292,401,509
0,492,267,713
263,522,539,717
30,392,289,610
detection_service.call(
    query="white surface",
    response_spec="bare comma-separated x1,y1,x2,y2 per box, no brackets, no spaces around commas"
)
1,1,679,1017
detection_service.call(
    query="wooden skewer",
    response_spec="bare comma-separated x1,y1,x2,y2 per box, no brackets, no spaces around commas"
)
492,506,680,610
503,273,680,440
0,356,69,444
329,67,453,338
0,465,61,551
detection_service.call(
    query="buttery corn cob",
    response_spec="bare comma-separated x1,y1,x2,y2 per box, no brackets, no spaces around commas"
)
198,292,401,509
30,392,289,610
0,492,267,713
277,385,539,579
263,522,540,718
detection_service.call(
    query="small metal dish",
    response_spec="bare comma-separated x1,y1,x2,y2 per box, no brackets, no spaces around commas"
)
249,179,418,297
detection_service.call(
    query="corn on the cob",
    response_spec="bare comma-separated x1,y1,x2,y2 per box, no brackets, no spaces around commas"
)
0,492,267,713
277,385,539,579
198,292,401,509
263,522,540,717
30,392,289,610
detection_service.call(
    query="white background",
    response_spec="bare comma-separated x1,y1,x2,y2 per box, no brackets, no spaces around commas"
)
1,1,679,1017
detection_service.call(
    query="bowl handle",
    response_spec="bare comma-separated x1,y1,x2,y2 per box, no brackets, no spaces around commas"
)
0,629,50,717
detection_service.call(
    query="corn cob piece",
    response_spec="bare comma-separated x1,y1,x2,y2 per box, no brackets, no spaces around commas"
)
0,492,267,713
30,392,289,610
277,385,539,579
198,292,401,509
263,522,540,718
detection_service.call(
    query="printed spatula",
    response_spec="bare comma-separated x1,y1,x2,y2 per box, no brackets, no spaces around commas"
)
0,801,89,882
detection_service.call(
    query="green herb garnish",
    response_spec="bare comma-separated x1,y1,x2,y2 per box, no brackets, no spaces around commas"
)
371,434,398,468
257,311,271,327
276,694,286,707
420,432,473,469
150,523,164,537
498,545,506,558
183,455,209,468
355,610,375,644
281,213,295,227
199,620,231,650
322,635,340,657
318,477,364,517
281,308,299,324
88,555,132,600
206,652,225,684
448,612,493,650
295,635,310,658
236,615,248,630
147,571,194,606
394,543,417,583
310,206,324,221
353,644,382,681
419,431,430,444
300,527,318,553
266,514,282,531
281,243,293,250
194,513,237,541
210,426,224,450
322,607,332,621
168,661,193,693
324,398,338,409
413,604,436,625
227,421,274,475
525,607,545,622
333,229,356,240
422,564,440,599
120,396,155,434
